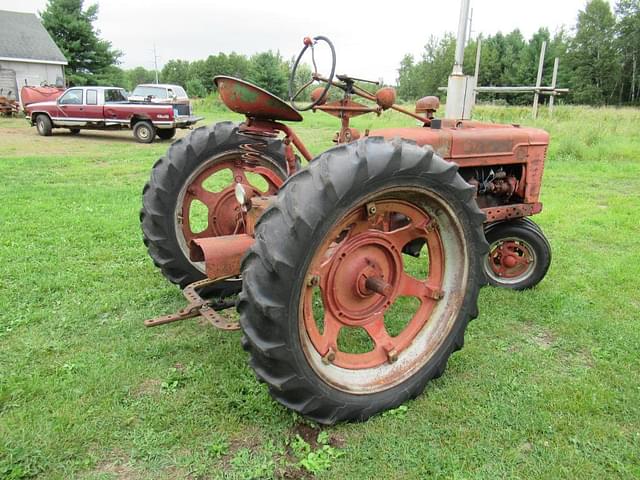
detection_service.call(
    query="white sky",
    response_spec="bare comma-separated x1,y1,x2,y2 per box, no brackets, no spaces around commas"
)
0,0,612,84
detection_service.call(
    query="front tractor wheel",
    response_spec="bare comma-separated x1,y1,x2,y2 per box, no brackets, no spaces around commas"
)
140,122,289,289
239,137,488,424
483,218,551,290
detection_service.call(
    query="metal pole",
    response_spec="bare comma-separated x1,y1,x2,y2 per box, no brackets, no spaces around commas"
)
153,44,159,84
532,40,546,119
548,57,559,116
452,0,471,75
474,38,482,84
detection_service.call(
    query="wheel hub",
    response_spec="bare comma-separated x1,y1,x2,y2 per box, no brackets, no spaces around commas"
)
208,184,255,236
489,240,533,278
323,232,401,326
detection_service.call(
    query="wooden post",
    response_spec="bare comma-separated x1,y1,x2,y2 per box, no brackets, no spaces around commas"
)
548,57,559,116
532,41,546,119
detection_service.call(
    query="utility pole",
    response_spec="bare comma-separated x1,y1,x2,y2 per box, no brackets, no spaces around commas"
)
153,44,160,84
468,7,473,45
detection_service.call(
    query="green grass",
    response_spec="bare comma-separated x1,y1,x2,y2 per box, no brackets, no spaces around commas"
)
1,103,639,479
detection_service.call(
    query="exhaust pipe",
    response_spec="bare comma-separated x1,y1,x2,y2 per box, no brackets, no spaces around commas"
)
189,234,255,279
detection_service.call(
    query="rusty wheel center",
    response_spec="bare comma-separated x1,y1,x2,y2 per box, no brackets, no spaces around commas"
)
487,238,535,280
175,153,284,272
324,232,402,326
208,185,255,236
302,197,451,372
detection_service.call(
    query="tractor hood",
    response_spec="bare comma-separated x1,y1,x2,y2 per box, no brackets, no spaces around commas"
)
369,120,549,161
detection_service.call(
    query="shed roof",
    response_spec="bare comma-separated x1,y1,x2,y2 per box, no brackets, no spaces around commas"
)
0,10,68,65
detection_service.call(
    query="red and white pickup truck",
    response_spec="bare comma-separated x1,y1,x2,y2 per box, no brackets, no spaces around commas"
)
24,86,202,143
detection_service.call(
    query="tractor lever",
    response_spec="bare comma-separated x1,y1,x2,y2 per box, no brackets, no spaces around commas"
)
336,74,380,86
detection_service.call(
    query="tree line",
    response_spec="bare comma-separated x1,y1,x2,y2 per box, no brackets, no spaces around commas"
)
398,0,640,105
41,0,639,105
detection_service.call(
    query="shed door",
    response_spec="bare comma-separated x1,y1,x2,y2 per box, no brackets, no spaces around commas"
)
0,68,18,101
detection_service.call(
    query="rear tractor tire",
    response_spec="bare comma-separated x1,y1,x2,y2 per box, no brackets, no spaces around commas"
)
239,137,488,424
140,122,290,290
483,218,551,290
134,120,155,143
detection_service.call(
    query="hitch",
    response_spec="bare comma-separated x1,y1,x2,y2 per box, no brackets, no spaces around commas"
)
144,277,240,330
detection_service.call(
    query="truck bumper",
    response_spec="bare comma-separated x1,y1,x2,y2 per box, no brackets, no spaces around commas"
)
173,115,203,128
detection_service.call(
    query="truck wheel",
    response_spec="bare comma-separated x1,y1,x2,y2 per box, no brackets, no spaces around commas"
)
36,114,52,136
483,218,551,290
239,137,488,424
157,128,176,140
134,120,155,143
140,122,290,289
69,128,81,135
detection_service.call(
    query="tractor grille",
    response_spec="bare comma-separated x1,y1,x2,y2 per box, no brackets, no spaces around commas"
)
174,103,190,116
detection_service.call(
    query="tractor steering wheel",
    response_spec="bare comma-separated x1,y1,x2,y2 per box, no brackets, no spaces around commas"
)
289,35,336,111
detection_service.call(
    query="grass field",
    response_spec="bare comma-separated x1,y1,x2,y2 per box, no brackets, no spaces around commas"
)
1,103,639,479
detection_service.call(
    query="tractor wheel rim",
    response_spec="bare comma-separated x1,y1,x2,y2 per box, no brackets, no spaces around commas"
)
299,188,468,394
485,237,536,284
174,150,284,274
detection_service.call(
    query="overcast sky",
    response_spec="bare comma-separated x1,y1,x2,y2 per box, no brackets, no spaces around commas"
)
1,0,612,84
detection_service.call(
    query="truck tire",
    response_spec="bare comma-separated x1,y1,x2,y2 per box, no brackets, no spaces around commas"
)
239,137,488,424
134,120,155,143
35,114,52,136
157,128,176,140
140,121,290,290
483,218,551,290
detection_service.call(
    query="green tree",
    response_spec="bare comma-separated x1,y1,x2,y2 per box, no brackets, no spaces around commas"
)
248,51,288,97
568,0,621,104
396,54,422,100
185,78,206,98
160,59,190,86
40,0,121,85
616,0,640,103
124,67,156,91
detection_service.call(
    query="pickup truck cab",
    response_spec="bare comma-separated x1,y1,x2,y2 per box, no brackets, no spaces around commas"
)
24,86,202,143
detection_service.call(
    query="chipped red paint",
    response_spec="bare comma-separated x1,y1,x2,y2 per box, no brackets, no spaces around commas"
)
214,76,303,122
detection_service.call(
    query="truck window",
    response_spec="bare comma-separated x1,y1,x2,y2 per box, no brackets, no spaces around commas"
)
131,86,168,99
86,89,98,105
59,89,83,105
104,89,128,103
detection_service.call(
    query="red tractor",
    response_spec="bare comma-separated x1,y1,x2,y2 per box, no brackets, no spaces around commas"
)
141,36,551,424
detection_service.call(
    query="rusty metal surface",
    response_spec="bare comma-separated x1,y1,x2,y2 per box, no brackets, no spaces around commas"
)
301,199,444,371
190,234,255,279
483,202,542,222
245,196,275,235
144,277,239,330
214,76,303,122
416,96,440,119
375,87,396,110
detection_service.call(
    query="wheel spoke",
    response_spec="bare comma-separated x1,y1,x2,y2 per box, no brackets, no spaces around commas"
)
318,312,341,355
230,166,248,184
383,224,424,252
363,315,395,352
189,182,223,206
398,272,443,301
